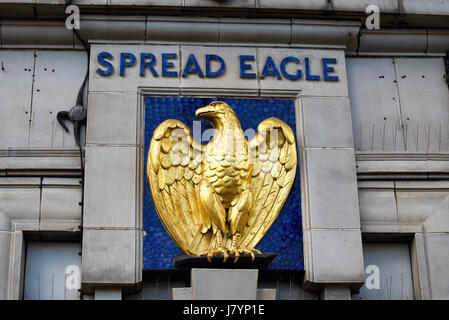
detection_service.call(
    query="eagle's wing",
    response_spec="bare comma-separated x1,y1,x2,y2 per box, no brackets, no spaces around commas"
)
239,117,297,249
147,119,212,255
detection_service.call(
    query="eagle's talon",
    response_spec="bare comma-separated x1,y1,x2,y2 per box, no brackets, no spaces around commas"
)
204,247,228,263
228,247,261,262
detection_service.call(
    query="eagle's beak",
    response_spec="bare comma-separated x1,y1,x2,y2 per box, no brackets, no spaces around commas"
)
195,106,215,118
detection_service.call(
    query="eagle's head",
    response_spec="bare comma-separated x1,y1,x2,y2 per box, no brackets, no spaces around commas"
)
195,101,240,128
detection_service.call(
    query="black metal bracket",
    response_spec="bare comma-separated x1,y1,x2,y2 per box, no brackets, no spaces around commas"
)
444,52,449,88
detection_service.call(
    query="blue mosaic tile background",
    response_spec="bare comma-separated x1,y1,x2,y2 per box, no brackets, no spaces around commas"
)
143,97,303,270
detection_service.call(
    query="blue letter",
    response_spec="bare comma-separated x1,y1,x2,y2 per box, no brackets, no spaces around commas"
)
96,51,113,76
322,58,339,81
280,56,301,80
140,53,158,77
305,57,320,80
261,56,282,80
119,52,136,77
240,55,256,79
162,53,178,77
206,54,225,77
182,54,204,78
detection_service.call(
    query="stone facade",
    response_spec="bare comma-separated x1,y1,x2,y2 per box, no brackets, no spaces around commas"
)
0,0,448,300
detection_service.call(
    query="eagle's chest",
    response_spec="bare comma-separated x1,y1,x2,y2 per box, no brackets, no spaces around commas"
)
203,138,250,206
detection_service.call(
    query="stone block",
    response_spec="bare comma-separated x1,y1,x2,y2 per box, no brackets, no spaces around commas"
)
259,0,328,10
28,50,87,148
0,50,34,148
321,286,351,300
41,178,82,222
332,0,400,12
110,0,181,5
78,15,145,43
302,149,360,229
424,233,449,299
191,268,258,300
358,29,427,55
358,182,398,226
427,30,449,54
299,96,354,148
0,186,40,221
346,57,405,152
94,288,122,300
83,146,139,228
184,0,255,8
172,287,193,300
2,20,73,48
256,288,277,300
291,20,360,52
8,231,25,300
86,92,139,146
219,18,291,44
147,16,219,43
82,229,139,285
396,190,449,225
0,231,11,300
401,0,449,16
307,229,365,284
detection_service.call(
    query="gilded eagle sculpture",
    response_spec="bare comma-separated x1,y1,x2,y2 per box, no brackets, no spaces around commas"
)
147,101,297,263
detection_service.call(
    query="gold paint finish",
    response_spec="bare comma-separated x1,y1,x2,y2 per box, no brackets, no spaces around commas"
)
147,101,297,263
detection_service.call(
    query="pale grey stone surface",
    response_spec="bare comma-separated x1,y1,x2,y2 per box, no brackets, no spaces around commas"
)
401,0,449,16
184,0,255,8
79,15,146,43
423,195,449,233
82,229,138,284
110,0,181,5
0,231,11,300
94,287,122,300
0,212,11,230
0,186,40,221
259,0,328,10
358,187,398,232
321,286,351,300
220,18,291,44
0,50,34,148
146,16,219,43
2,21,73,48
307,230,364,283
191,269,258,300
299,97,354,148
396,191,449,225
86,92,138,146
172,287,193,300
28,51,87,148
291,19,360,52
83,146,138,228
411,233,430,300
256,289,277,300
41,181,82,222
393,58,449,152
332,0,400,12
427,30,449,54
424,234,449,299
303,149,360,229
347,58,405,152
358,29,428,55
